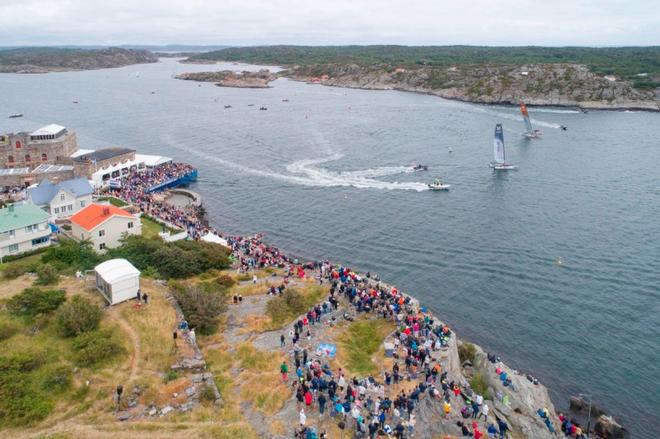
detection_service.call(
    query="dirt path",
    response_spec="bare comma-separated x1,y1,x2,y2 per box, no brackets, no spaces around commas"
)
107,307,141,382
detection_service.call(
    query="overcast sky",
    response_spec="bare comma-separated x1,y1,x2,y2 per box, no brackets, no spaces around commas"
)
1,0,659,47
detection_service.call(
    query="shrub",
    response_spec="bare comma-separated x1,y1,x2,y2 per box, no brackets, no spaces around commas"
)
458,342,477,364
41,239,101,271
35,263,59,285
0,350,46,373
40,364,72,392
2,264,26,279
215,274,236,288
71,329,125,367
7,287,66,317
171,283,227,335
141,266,160,278
199,384,217,404
470,372,491,400
164,370,179,383
0,321,19,341
56,296,101,337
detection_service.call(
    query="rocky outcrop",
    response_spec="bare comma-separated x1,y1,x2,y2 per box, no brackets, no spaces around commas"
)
0,47,158,73
176,69,276,88
286,63,660,111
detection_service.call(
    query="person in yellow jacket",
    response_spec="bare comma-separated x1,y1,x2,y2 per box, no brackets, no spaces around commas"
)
443,401,451,419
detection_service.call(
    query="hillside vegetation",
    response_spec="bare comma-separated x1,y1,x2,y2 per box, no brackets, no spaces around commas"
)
0,47,158,73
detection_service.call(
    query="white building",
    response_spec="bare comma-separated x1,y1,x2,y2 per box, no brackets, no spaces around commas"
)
27,177,93,219
0,203,51,259
69,203,141,252
95,258,140,305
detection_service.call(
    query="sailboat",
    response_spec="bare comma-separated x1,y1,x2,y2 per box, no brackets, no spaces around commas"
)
490,124,518,170
520,101,542,139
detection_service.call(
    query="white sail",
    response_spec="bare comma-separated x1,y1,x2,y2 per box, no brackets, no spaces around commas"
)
494,123,505,164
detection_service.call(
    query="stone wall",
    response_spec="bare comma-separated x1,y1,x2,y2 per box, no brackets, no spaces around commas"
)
0,131,78,169
73,150,136,178
0,168,75,190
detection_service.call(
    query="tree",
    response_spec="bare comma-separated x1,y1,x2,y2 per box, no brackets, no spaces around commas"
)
35,263,59,285
171,283,227,335
7,287,66,317
55,296,101,337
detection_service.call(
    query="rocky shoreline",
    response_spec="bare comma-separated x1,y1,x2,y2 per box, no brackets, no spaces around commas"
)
176,69,276,88
282,63,660,112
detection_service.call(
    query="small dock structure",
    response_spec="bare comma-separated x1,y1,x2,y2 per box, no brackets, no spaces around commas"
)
146,169,198,193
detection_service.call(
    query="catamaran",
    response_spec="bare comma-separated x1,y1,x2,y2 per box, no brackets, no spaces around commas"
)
520,101,542,139
490,124,518,170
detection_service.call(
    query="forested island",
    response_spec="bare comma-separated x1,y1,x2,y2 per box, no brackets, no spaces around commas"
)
186,45,660,110
0,47,158,73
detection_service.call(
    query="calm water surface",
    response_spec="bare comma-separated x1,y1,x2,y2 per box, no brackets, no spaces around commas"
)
1,58,659,437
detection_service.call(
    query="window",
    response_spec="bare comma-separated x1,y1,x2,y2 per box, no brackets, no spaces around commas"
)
127,221,133,229
7,155,14,163
60,193,65,201
80,200,86,208
32,236,49,246
8,244,18,253
25,224,34,233
9,229,15,238
41,153,48,161
68,204,73,212
25,154,31,163
99,243,106,250
54,207,60,214
15,141,21,149
99,229,105,237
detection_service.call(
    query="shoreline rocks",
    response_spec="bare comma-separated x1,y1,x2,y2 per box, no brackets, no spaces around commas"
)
175,69,276,88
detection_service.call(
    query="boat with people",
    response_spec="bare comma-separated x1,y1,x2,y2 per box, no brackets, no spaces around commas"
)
412,164,428,171
259,107,268,111
520,101,542,139
490,123,518,170
8,113,23,118
428,178,451,191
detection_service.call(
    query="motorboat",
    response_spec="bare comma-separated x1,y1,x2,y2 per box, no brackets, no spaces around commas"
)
8,113,23,118
224,105,232,109
490,124,518,170
412,164,428,171
428,179,451,191
259,107,268,111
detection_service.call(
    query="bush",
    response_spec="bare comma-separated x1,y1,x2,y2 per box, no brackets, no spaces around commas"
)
40,364,72,392
215,274,236,288
35,263,59,285
3,264,27,279
458,342,477,364
199,384,217,404
56,296,101,337
141,266,160,278
7,287,66,317
41,239,102,271
0,350,46,373
470,372,491,400
171,283,227,335
164,370,179,383
71,329,125,367
0,321,19,341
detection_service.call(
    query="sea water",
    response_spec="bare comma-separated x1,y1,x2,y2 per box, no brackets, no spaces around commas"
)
1,58,659,437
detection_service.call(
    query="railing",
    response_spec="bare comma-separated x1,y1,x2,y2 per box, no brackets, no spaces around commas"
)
145,169,198,193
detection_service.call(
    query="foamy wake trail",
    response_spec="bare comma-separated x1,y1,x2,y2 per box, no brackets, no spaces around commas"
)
464,104,563,129
164,136,428,192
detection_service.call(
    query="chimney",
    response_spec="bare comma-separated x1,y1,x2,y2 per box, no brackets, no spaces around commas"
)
102,207,110,216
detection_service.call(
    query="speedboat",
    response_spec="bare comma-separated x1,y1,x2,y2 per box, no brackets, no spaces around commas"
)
224,105,232,109
8,113,23,118
428,179,451,191
259,107,268,111
282,99,289,102
412,164,428,171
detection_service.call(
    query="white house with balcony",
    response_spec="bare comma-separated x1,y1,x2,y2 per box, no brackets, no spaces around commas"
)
0,203,51,259
27,177,93,219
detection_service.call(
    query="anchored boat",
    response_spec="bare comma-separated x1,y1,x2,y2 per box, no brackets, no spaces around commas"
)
520,101,542,139
490,124,518,170
8,113,23,118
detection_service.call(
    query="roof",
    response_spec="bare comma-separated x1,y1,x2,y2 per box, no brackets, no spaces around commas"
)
134,153,172,167
32,164,74,173
0,167,29,176
70,203,135,231
28,177,93,205
70,148,95,158
73,148,135,163
95,259,140,284
0,203,49,233
31,124,66,136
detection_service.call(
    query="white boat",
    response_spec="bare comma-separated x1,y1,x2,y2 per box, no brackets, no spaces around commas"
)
428,179,451,191
489,123,518,170
520,101,542,139
8,113,23,118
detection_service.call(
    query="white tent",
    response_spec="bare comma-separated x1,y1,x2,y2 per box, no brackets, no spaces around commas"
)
201,232,230,248
94,259,140,305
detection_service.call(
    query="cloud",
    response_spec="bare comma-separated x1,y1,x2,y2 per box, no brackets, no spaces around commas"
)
0,0,658,46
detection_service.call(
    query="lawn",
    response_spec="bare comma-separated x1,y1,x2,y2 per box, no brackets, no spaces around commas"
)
335,318,395,376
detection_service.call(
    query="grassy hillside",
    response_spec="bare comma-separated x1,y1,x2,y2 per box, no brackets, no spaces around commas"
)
187,45,660,88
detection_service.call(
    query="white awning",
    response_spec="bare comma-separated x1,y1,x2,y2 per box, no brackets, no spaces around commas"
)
95,259,140,284
31,124,66,136
135,154,172,167
201,233,230,247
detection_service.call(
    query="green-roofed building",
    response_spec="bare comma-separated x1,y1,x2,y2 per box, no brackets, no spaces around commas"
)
0,203,51,259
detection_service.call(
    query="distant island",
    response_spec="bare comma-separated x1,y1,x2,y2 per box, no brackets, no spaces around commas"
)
185,45,660,110
0,47,158,73
176,69,276,88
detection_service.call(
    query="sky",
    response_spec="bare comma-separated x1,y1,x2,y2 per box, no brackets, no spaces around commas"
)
1,0,659,47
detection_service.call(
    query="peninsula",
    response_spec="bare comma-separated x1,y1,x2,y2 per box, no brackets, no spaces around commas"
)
0,47,158,73
185,45,660,111
175,69,276,88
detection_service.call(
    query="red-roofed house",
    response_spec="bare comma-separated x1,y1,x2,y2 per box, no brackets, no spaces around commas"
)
70,203,141,252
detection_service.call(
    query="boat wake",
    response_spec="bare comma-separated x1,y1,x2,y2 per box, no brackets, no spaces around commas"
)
464,104,563,129
163,136,428,192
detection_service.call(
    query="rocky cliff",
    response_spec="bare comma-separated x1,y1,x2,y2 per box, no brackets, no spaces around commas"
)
287,63,660,111
176,69,276,88
0,47,158,73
